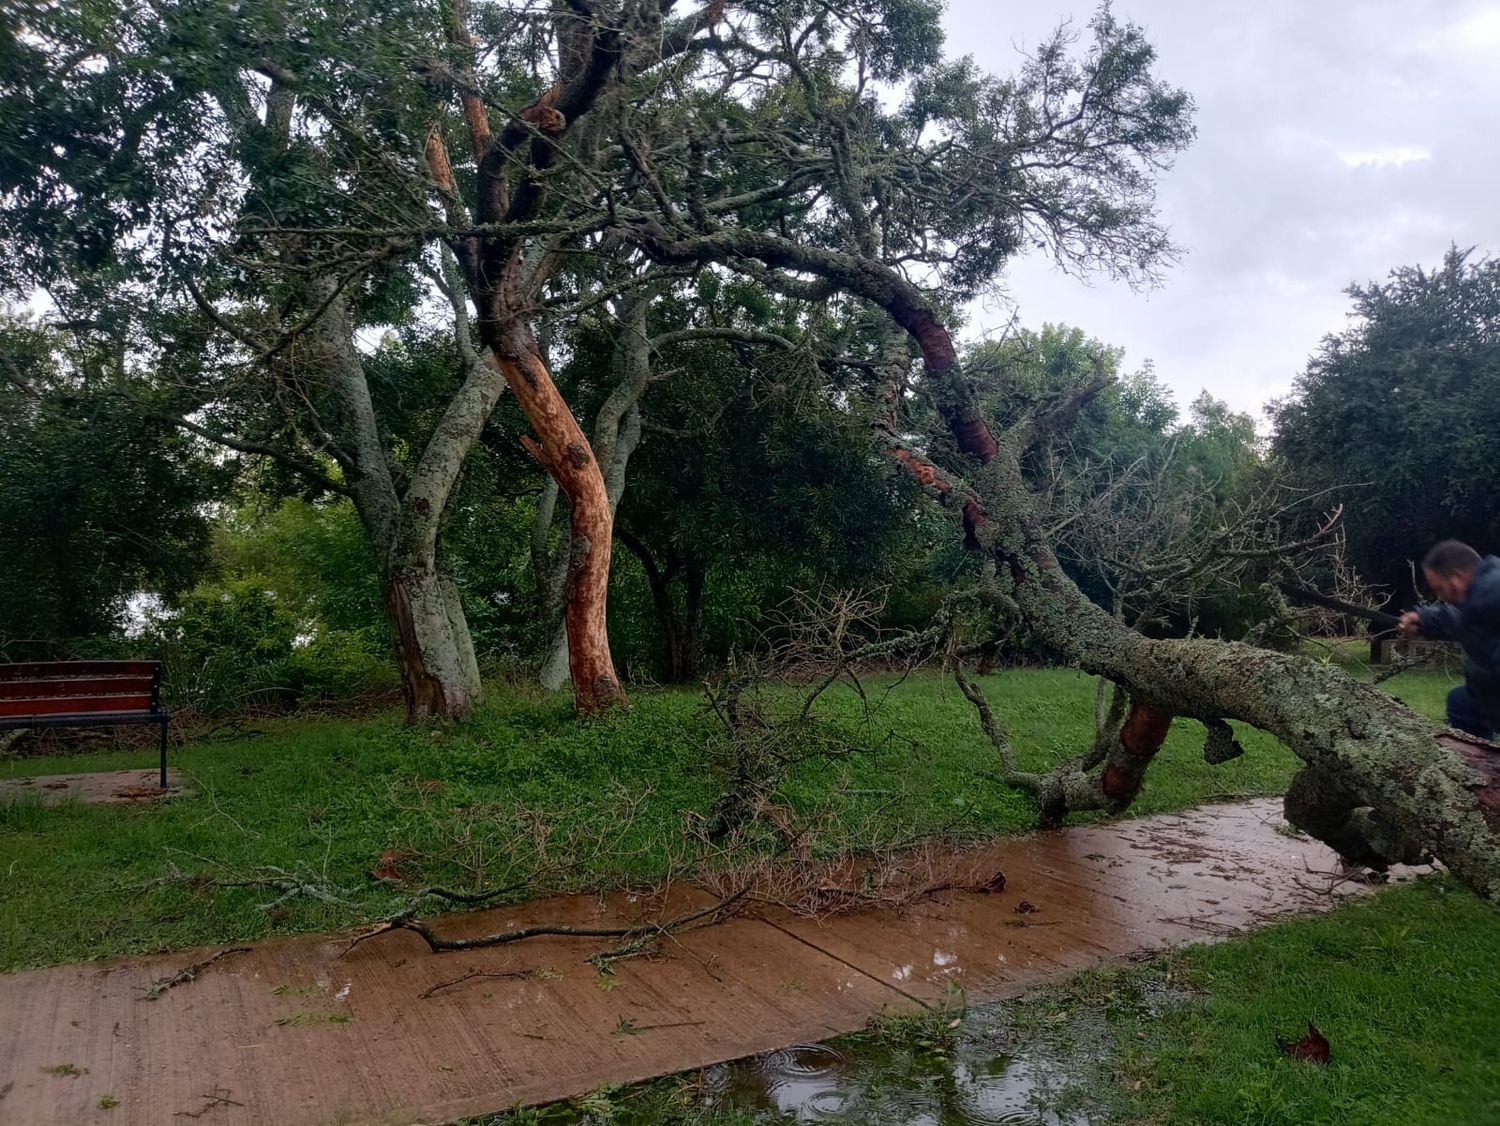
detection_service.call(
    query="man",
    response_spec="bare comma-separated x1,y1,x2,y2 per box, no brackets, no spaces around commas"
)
1398,540,1500,740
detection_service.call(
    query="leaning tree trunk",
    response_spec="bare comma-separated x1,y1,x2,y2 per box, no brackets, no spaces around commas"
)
426,0,634,715
532,294,653,695
894,278,1500,898
626,227,1500,900
491,323,627,714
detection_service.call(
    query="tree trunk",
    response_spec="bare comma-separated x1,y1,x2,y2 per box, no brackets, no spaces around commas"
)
530,297,652,694
627,193,1500,898
538,621,571,692
901,294,1500,897
306,272,491,724
384,562,480,721
617,529,704,684
489,322,627,714
670,562,706,684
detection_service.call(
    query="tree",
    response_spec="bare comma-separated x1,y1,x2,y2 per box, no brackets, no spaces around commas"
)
585,8,1500,894
613,313,928,682
8,1,1498,893
1,0,506,718
1272,248,1500,594
0,315,221,655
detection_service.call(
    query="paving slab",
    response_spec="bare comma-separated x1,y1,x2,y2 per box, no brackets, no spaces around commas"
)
0,799,1423,1126
0,768,191,805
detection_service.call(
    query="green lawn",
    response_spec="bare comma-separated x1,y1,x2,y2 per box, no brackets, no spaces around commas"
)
1116,874,1500,1125
0,661,1460,971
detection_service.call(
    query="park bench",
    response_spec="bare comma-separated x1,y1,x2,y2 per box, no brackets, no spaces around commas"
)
0,661,172,788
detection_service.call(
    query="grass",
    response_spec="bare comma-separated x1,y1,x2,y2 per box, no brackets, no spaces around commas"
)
1113,874,1500,1125
0,660,1461,972
467,876,1500,1126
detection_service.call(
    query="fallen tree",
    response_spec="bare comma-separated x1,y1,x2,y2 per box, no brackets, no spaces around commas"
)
595,8,1500,897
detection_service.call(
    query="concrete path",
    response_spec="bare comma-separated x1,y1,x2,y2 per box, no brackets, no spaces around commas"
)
0,799,1416,1126
0,768,191,805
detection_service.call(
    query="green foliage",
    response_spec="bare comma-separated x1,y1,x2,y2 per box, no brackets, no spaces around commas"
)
1273,247,1500,594
961,323,1270,638
143,499,397,713
0,316,222,655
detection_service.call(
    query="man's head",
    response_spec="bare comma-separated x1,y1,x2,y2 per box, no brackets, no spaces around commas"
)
1423,540,1482,604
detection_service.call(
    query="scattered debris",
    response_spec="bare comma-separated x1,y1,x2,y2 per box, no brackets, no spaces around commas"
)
371,849,416,884
112,785,172,799
269,984,323,998
172,1088,245,1118
1014,900,1038,915
345,886,751,958
272,1010,353,1027
612,1016,708,1038
417,967,554,999
140,947,252,1001
1278,1021,1331,1064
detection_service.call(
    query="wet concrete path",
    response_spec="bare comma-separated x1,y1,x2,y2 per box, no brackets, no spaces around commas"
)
0,799,1415,1126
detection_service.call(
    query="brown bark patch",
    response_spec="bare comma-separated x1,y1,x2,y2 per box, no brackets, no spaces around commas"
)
1101,703,1175,802
520,103,566,137
1437,733,1500,817
1121,705,1174,756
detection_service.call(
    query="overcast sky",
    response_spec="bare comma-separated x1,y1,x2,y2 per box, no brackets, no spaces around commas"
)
943,0,1500,422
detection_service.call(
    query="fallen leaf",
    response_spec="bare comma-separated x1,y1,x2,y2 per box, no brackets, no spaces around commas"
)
371,849,415,883
974,871,1007,894
1278,1021,1331,1064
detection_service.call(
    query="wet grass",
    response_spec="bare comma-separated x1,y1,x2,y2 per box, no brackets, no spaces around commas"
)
470,875,1500,1126
1112,873,1500,1125
0,661,1460,971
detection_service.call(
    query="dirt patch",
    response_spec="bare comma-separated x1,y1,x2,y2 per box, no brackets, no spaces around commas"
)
0,769,192,805
0,773,193,803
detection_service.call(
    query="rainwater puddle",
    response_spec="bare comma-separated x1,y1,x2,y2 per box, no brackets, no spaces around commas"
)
503,973,1193,1125
694,1005,1090,1125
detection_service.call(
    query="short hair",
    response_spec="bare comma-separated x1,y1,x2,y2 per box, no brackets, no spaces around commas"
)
1423,540,1481,576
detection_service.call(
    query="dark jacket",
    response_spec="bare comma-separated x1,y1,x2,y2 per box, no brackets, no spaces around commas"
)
1417,555,1500,700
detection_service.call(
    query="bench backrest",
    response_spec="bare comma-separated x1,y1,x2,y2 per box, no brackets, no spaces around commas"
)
0,661,164,720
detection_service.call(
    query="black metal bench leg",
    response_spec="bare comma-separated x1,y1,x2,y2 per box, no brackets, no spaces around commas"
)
160,718,169,790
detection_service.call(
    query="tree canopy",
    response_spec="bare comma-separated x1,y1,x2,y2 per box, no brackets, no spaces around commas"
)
1272,247,1500,594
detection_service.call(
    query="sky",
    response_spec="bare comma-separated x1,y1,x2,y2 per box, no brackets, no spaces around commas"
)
943,0,1500,422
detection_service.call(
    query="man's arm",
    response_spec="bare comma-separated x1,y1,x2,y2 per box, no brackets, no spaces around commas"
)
1415,603,1462,640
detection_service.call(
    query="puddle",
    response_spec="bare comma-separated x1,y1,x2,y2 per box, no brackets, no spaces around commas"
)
500,971,1197,1126
696,1005,1091,1125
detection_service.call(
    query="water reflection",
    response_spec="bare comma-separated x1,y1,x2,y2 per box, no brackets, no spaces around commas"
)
695,1005,1090,1126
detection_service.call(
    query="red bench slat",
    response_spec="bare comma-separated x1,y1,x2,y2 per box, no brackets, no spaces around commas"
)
0,677,157,700
0,661,160,681
0,695,156,719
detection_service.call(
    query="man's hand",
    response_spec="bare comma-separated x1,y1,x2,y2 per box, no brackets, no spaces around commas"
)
1399,611,1422,638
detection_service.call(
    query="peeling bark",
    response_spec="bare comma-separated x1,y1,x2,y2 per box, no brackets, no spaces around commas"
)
493,324,626,713
431,0,637,714
533,291,654,693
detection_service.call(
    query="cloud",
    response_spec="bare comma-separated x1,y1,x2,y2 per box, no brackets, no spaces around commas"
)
1336,146,1433,169
1424,6,1500,51
943,0,1500,420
